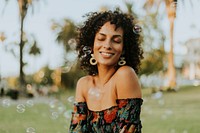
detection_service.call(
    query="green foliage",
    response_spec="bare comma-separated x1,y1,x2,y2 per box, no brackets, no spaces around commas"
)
123,2,166,75
51,18,83,89
29,40,41,55
140,46,166,75
139,12,166,75
26,66,54,86
52,19,78,52
36,66,54,86
39,67,54,86
61,63,85,89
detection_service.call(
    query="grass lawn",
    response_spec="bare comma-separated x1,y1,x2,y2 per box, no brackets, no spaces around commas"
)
0,86,200,133
141,85,200,133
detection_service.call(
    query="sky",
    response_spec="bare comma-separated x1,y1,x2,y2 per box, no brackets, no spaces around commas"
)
0,0,200,77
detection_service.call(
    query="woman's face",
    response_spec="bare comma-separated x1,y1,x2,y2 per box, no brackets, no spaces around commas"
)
93,22,124,67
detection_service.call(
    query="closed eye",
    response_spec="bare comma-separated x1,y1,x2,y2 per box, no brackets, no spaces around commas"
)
97,37,105,41
113,37,122,43
97,34,106,41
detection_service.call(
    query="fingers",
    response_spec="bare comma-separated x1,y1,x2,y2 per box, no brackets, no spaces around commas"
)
120,124,136,133
127,124,135,133
120,125,127,133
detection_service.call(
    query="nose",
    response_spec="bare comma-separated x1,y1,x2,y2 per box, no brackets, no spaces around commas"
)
103,40,112,49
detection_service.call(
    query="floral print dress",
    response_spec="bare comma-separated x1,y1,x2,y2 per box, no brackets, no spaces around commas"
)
69,98,143,133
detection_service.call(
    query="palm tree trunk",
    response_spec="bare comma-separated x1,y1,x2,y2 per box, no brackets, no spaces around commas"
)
167,17,176,89
18,0,27,87
165,0,177,89
19,16,25,85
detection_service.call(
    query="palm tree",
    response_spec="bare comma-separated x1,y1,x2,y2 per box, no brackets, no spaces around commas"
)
18,0,29,85
52,19,78,52
3,0,42,87
144,0,177,89
51,19,82,89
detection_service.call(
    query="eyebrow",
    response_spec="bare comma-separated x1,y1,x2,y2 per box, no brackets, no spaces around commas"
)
98,33,122,38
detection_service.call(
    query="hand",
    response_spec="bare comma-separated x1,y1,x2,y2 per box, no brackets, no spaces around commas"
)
120,125,126,133
120,125,135,133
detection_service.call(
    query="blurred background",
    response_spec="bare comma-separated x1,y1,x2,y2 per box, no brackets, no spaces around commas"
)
0,0,200,133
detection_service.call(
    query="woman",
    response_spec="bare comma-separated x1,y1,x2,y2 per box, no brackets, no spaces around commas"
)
69,9,143,133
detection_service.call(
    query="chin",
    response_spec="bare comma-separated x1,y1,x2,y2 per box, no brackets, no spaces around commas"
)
98,61,116,66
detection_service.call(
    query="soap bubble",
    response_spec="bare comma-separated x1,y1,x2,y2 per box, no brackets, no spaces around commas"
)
26,127,36,133
63,109,73,119
49,99,65,120
67,96,75,105
26,100,34,107
62,66,71,73
16,104,26,113
68,38,76,50
133,24,142,34
2,99,11,108
82,46,92,55
50,111,59,120
88,88,102,101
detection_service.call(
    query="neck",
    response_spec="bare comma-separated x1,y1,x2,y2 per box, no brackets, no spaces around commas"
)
96,65,116,86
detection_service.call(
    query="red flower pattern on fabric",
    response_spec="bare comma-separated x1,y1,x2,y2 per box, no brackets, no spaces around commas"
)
92,112,99,122
118,100,128,108
69,98,143,133
104,108,118,123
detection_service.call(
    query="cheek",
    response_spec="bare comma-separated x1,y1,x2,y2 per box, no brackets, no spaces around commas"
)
93,40,100,50
116,45,123,55
93,45,98,54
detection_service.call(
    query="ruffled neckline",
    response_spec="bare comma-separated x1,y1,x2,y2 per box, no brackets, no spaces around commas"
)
74,98,143,113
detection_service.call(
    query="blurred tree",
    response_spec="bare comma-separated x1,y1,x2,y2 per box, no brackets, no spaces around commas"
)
51,19,85,89
2,0,43,90
144,0,178,89
140,46,165,75
124,1,166,76
33,65,54,86
29,40,41,55
51,19,78,52
141,11,167,76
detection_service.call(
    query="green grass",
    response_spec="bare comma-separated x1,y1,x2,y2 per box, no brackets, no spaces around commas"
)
141,85,200,133
0,86,200,133
0,90,74,133
0,104,69,133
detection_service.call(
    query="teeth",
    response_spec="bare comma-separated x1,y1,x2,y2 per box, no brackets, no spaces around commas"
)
101,52,113,57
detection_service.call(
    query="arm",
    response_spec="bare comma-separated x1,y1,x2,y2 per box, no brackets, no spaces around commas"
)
69,77,88,133
74,77,87,102
116,66,143,133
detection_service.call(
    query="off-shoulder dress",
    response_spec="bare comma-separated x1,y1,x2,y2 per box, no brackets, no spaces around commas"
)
69,98,143,133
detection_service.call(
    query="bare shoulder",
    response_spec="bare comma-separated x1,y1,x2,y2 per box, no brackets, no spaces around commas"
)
116,65,136,77
76,75,91,88
115,66,142,99
75,75,92,102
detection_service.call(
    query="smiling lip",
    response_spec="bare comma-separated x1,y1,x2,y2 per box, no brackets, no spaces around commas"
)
100,51,114,58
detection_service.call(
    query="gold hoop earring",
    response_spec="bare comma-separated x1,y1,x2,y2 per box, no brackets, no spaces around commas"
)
118,57,126,66
90,54,97,65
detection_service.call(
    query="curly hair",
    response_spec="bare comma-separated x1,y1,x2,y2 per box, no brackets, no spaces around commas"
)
76,9,143,75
